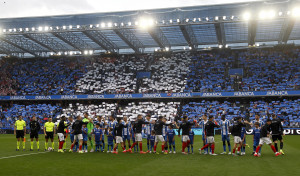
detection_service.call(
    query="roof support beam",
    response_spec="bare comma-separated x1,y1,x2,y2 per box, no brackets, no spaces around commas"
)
0,36,39,57
23,34,58,53
179,24,198,50
248,20,257,46
147,27,170,49
214,22,226,46
51,32,92,51
82,30,119,53
278,18,295,44
113,28,144,54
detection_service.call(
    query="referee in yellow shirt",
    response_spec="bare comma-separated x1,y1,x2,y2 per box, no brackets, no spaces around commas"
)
44,118,56,151
14,116,26,151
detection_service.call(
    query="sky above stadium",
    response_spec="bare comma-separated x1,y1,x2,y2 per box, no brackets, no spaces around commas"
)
0,0,261,18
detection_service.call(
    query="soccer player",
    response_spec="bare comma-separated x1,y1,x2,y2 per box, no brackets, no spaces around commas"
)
252,122,261,156
57,116,69,153
162,118,169,153
82,124,88,152
29,116,40,151
254,119,281,157
240,126,246,155
251,114,265,127
107,127,114,153
108,116,117,129
69,115,84,153
130,125,138,152
188,128,195,154
178,115,196,154
145,115,153,153
112,118,128,154
220,115,231,155
98,116,106,151
93,123,103,152
153,116,172,154
149,130,155,153
270,114,284,154
68,116,78,152
199,115,220,156
128,115,150,154
122,116,131,151
231,117,250,156
166,125,176,154
199,114,209,154
86,114,95,152
14,116,26,151
44,117,55,151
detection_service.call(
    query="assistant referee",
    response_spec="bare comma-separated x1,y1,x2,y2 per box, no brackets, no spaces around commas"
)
14,116,26,151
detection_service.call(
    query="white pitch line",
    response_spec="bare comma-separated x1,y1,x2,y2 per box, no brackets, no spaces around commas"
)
0,151,49,160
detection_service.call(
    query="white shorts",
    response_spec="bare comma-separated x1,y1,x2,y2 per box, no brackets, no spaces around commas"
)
116,136,123,144
207,136,215,143
259,137,272,145
182,135,190,142
155,135,165,143
74,134,83,141
135,133,142,142
57,133,65,141
234,136,242,144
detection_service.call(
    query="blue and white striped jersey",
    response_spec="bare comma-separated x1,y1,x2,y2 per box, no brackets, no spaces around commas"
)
251,119,265,127
122,121,131,136
199,120,208,135
220,119,230,136
145,121,154,135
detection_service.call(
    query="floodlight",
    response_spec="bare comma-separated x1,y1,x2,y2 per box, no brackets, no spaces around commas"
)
13,28,16,32
101,23,105,28
219,45,223,48
154,48,158,52
177,19,180,22
64,52,68,55
165,47,169,51
25,28,29,31
77,25,80,29
206,17,209,21
225,44,228,48
90,24,93,28
135,21,139,26
186,18,189,22
44,26,49,31
170,19,173,23
89,50,93,55
128,22,132,26
243,12,251,20
292,8,300,17
114,23,118,27
231,16,234,20
38,27,43,31
268,10,276,18
189,46,192,50
215,16,219,21
62,26,66,30
84,50,88,55
198,18,201,21
3,29,6,33
58,52,62,55
279,12,283,16
107,23,112,27
183,47,186,50
223,16,226,20
19,28,23,32
50,52,53,55
70,51,73,55
69,25,72,29
32,27,35,31
8,29,12,32
193,18,196,22
121,23,124,26
162,20,165,24
256,43,260,47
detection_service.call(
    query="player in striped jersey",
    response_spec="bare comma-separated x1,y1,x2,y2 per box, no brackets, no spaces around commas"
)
162,119,169,153
122,116,131,151
220,115,231,155
251,115,265,127
145,115,154,153
108,116,117,129
198,114,209,154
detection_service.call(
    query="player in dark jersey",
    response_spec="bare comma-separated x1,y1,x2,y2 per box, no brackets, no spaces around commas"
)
199,115,220,155
271,114,285,155
254,119,281,157
178,115,196,155
154,116,172,154
57,116,69,153
30,116,40,151
128,115,150,154
69,115,84,153
112,118,128,154
231,117,250,156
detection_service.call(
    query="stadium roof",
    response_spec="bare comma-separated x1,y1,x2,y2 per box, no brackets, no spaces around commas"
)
0,0,300,57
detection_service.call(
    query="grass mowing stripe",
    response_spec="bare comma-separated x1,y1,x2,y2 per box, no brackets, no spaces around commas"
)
0,151,48,160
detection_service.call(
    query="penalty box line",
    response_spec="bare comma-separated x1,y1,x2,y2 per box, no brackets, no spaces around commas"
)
0,151,49,160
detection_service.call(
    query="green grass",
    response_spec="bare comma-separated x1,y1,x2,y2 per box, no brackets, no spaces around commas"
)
0,134,299,176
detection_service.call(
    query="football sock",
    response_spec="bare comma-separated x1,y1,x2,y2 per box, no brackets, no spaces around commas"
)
274,143,278,152
90,140,94,149
227,141,231,152
154,145,157,152
182,142,186,152
70,144,74,150
233,148,236,154
169,145,172,152
201,144,209,150
255,146,260,153
31,141,33,149
63,141,66,149
173,145,176,152
139,143,143,151
37,141,39,150
211,144,215,154
253,145,256,152
17,141,20,149
79,145,82,151
22,141,25,149
102,140,105,150
187,145,190,153
191,145,193,153
131,142,137,149
45,142,48,149
280,142,283,149
271,145,277,153
223,141,226,152
147,141,150,150
162,144,165,151
52,142,54,149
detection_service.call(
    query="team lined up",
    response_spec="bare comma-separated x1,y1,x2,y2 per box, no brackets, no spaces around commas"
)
14,113,284,156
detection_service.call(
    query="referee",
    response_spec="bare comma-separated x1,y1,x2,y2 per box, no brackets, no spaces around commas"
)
14,116,26,151
30,116,40,151
44,118,55,151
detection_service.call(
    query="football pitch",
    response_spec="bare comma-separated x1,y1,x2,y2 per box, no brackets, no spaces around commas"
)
0,134,299,176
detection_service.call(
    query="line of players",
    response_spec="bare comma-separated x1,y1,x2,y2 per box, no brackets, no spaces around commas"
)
14,112,284,157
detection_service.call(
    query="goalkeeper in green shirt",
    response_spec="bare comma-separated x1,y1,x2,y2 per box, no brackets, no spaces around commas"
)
83,112,94,152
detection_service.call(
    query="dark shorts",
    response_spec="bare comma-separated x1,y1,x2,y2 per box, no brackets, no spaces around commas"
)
272,135,282,141
30,132,39,139
16,130,24,138
45,132,54,139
